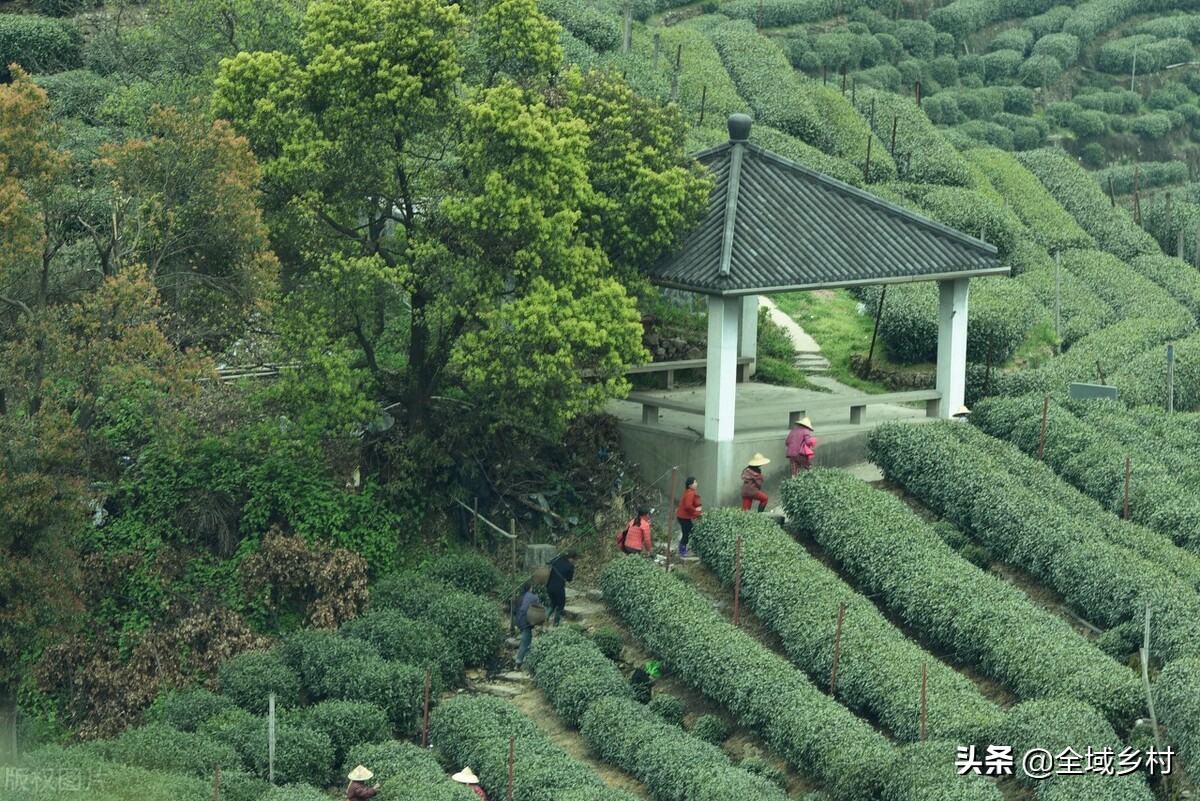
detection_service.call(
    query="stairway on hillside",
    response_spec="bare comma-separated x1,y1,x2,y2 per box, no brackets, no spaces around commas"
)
759,296,830,373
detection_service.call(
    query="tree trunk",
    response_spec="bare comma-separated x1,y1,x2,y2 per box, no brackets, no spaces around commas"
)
0,686,17,763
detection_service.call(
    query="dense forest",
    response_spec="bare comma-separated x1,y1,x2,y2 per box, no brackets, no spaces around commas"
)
7,0,1200,796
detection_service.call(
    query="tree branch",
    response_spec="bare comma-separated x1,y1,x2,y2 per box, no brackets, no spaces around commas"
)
0,294,33,318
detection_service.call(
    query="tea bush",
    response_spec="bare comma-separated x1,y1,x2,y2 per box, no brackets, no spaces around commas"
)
218,649,303,715
145,687,236,733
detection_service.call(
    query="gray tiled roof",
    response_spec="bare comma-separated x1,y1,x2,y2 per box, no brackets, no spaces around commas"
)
650,122,1007,296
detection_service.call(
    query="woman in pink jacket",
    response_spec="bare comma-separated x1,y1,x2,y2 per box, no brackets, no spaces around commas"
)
620,507,653,555
786,418,817,474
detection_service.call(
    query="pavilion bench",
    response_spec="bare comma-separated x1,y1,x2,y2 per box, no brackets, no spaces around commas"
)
585,357,754,390
625,388,942,426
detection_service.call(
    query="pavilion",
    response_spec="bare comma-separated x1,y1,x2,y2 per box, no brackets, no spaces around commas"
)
612,114,1008,507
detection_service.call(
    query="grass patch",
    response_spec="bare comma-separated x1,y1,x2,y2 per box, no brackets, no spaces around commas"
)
1011,318,1059,369
756,305,821,390
772,290,892,392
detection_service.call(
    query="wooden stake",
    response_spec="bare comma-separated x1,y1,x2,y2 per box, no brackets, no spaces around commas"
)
1108,176,1117,207
733,531,743,627
915,81,922,106
214,764,220,801
864,285,887,376
1177,228,1184,260
1141,603,1164,752
473,497,479,547
889,115,898,157
665,467,678,571
652,32,661,71
675,44,682,71
1168,345,1176,414
841,65,847,95
758,0,763,33
421,665,432,747
699,85,708,126
1037,395,1048,461
920,660,928,743
508,736,515,801
830,602,846,694
863,134,872,184
1124,456,1131,520
268,693,276,785
622,0,632,54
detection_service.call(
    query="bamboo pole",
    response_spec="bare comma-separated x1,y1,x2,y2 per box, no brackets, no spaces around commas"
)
213,764,220,801
830,602,846,694
920,660,928,743
508,736,515,801
889,115,898,157
1124,456,1131,520
421,665,432,747
665,467,678,572
863,134,872,184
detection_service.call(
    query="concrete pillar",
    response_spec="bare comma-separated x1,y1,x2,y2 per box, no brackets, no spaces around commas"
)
738,295,759,378
936,278,969,418
704,295,739,442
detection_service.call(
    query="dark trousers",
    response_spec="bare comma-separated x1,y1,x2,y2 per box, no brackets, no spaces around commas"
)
789,455,812,475
677,517,694,548
547,587,566,626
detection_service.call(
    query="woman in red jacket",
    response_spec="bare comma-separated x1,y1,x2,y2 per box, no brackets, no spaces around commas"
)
741,453,770,512
620,507,653,555
675,477,702,557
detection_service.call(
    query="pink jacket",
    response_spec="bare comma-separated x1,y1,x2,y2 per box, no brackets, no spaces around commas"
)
786,427,817,459
621,517,652,552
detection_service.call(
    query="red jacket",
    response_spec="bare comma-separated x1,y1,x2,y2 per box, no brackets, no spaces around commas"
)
348,782,379,800
676,488,702,520
471,785,488,800
741,467,764,498
621,516,652,552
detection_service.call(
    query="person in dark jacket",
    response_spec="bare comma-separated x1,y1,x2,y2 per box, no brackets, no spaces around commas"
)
514,581,542,669
347,765,379,800
741,454,770,512
675,477,702,557
546,550,578,627
620,507,653,555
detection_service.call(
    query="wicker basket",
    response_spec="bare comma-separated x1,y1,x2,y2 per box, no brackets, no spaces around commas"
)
531,564,551,586
527,605,547,626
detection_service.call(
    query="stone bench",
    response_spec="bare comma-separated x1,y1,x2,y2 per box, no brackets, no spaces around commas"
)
586,357,754,390
788,390,942,425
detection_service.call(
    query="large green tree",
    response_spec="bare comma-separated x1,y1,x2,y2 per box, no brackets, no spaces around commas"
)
212,0,710,444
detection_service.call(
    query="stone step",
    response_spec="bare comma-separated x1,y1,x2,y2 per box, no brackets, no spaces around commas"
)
564,600,605,621
476,682,523,699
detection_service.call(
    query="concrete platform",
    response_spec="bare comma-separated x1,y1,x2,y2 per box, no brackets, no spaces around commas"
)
608,382,935,507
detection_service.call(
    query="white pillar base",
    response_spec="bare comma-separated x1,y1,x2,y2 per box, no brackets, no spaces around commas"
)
738,295,759,378
936,278,970,418
704,296,740,442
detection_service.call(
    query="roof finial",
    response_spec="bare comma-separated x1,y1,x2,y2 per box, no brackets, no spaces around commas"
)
728,114,751,143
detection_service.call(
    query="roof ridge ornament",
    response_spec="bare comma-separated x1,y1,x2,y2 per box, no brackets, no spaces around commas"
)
728,113,752,143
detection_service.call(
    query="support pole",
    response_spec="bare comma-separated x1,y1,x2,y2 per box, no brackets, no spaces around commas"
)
864,285,887,376
758,0,763,33
733,530,743,628
1054,250,1061,343
623,0,632,54
699,85,708,125
889,115,898,157
1124,456,1131,520
863,134,872,184
214,764,220,801
473,497,479,548
268,693,276,785
665,467,678,571
1037,395,1049,461
508,736,515,801
421,665,432,748
652,32,661,70
1108,176,1117,207
830,602,846,694
1141,603,1164,752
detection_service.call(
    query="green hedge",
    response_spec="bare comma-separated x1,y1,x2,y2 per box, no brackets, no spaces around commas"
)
370,570,446,617
0,15,82,80
231,720,334,787
430,694,641,801
31,69,115,122
297,699,390,771
1032,31,1081,66
340,609,464,684
802,83,898,182
1015,149,1160,261
1109,328,1200,410
279,629,380,700
342,740,477,800
999,700,1154,800
1155,658,1200,773
969,398,1200,585
1094,161,1189,195
102,723,242,778
1098,35,1195,74
218,649,303,715
527,626,787,800
1128,255,1200,321
324,655,434,734
1062,0,1139,42
992,315,1191,396
746,123,865,186
1140,198,1200,266
525,626,633,728
424,590,504,668
424,551,501,596
720,0,840,27
865,421,1200,665
859,277,1045,366
930,0,1063,40
636,24,745,128
11,745,213,801
541,0,622,52
259,786,329,801
599,556,1002,800
690,508,1004,743
780,467,1143,728
858,88,977,187
145,687,236,733
1060,249,1195,329
1072,400,1200,486
647,692,685,726
708,20,830,151
963,146,1095,254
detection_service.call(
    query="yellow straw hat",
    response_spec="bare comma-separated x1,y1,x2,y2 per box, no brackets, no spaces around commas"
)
348,766,373,782
452,767,480,784
954,405,971,416
747,453,771,467
795,417,813,429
